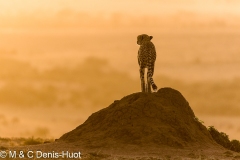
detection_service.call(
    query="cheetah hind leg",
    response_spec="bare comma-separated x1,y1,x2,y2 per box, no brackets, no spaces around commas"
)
147,80,151,93
140,67,145,92
141,81,146,92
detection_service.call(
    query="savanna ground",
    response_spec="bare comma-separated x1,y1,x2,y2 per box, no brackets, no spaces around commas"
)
1,128,240,159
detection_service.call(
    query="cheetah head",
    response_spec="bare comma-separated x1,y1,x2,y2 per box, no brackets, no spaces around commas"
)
137,34,153,45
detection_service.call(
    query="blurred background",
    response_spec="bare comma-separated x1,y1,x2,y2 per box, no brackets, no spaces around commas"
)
0,0,240,140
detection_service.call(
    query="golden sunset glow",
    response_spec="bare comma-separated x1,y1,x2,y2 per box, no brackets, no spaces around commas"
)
0,0,240,143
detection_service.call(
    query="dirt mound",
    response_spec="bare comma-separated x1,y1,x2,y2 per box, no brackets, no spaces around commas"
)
60,87,216,149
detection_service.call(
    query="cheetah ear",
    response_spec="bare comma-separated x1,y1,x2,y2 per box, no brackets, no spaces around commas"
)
150,36,153,40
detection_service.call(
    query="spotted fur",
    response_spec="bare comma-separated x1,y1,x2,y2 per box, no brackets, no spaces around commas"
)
137,34,157,93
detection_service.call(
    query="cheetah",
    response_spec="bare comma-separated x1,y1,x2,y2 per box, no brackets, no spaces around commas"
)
137,34,157,93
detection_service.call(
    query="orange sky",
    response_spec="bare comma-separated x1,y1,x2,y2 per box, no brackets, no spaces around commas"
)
1,0,240,16
0,0,240,32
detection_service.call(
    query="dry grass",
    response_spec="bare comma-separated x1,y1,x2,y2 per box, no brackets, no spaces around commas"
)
0,137,54,149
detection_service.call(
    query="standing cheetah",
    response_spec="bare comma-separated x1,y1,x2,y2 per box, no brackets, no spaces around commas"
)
137,34,157,93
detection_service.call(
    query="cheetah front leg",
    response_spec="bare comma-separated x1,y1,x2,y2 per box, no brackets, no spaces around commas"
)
139,67,145,92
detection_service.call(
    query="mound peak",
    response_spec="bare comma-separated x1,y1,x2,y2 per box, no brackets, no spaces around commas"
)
60,87,216,149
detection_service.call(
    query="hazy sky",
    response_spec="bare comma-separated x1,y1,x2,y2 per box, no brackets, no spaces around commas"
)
0,0,240,32
0,0,240,16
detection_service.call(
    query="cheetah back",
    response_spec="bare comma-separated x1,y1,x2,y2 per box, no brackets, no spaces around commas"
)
138,41,156,68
